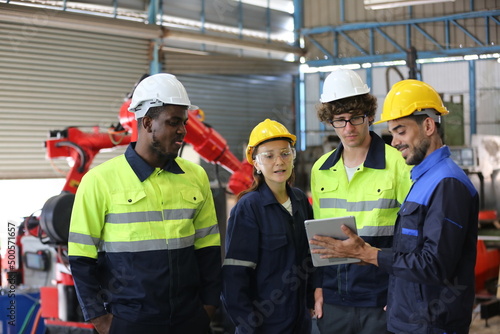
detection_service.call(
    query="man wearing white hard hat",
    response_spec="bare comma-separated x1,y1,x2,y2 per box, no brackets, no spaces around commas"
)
310,69,412,334
68,73,221,334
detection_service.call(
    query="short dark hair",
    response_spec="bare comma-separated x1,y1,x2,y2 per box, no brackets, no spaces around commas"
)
144,105,165,120
137,105,169,130
408,113,444,140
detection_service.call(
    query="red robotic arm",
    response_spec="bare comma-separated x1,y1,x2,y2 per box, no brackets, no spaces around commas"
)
45,99,252,198
45,127,132,194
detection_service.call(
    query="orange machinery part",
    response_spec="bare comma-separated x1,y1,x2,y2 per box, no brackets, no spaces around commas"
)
475,210,500,294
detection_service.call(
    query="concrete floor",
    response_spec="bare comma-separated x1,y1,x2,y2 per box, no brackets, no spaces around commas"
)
469,312,500,334
310,307,500,334
216,310,500,333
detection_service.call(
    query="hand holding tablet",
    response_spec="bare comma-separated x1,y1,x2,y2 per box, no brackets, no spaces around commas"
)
305,216,361,267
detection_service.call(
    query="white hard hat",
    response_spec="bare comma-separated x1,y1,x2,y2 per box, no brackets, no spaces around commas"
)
128,73,197,119
320,69,370,103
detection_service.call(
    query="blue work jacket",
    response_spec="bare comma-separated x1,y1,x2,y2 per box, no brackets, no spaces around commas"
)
222,182,314,334
378,146,479,334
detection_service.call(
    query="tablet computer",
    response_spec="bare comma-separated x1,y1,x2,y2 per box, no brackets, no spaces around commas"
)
305,216,361,267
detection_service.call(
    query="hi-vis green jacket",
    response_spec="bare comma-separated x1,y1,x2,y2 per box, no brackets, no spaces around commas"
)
311,132,412,307
68,144,221,325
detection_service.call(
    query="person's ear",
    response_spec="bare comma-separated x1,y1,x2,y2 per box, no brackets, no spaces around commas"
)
253,160,260,173
141,116,153,133
423,117,436,136
368,116,374,126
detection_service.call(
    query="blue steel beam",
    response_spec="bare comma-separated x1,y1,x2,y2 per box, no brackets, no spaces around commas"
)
450,19,483,46
305,46,500,67
338,31,368,55
149,0,161,74
302,10,500,34
374,27,406,53
411,23,444,50
307,35,335,59
469,60,476,136
302,10,500,67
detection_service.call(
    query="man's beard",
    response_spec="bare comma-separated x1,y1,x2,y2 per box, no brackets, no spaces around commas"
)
151,134,178,160
406,137,430,165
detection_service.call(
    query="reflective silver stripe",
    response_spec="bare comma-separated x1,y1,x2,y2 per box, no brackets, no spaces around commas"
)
168,235,195,249
69,232,100,246
223,258,257,269
164,208,196,220
195,224,219,239
106,211,163,224
106,209,196,224
103,239,168,253
102,236,196,253
358,225,395,237
320,198,400,211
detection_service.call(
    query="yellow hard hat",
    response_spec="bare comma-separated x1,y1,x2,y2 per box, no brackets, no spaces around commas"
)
375,79,449,125
246,119,296,164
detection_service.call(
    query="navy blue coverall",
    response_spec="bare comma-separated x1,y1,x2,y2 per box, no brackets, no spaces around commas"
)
222,182,314,334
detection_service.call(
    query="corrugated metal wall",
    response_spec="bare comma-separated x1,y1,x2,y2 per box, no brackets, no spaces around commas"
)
0,8,151,179
0,5,297,181
164,52,298,75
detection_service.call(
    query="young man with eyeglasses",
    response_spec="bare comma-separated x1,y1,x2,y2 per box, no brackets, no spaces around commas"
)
310,69,412,334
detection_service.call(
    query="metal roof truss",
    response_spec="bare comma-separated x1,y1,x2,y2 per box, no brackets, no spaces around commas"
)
302,10,500,67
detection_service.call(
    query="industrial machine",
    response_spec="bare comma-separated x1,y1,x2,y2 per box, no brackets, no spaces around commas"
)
449,137,500,325
0,77,253,333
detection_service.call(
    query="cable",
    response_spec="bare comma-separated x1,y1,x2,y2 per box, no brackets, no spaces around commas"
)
57,245,71,272
18,300,39,334
385,66,405,92
108,127,128,145
30,307,42,334
49,159,68,176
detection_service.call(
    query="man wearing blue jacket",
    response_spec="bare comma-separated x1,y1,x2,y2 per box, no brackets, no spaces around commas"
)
310,79,479,334
311,69,412,334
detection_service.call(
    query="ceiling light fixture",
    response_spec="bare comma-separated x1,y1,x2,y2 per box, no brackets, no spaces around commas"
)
364,0,455,10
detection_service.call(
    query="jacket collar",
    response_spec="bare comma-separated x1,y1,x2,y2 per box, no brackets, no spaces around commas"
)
319,131,387,170
125,142,184,182
258,182,298,212
410,145,450,182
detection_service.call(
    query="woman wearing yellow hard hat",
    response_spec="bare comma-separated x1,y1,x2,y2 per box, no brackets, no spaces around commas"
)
222,119,315,333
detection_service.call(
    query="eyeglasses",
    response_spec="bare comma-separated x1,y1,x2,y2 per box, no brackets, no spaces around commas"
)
330,115,367,128
255,148,296,165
